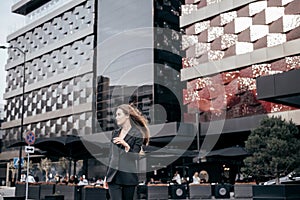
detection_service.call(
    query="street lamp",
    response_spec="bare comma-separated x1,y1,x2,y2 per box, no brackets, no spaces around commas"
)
0,45,26,182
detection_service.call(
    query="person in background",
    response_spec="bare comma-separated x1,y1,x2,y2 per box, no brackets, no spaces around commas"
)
149,178,155,184
192,172,200,184
54,174,61,183
96,177,104,186
78,175,88,186
61,175,69,185
172,171,182,184
20,173,26,182
26,173,36,183
103,104,150,200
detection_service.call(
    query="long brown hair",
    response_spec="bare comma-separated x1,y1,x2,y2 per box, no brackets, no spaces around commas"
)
117,104,150,145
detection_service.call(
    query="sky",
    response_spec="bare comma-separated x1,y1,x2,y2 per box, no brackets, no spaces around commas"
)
0,0,24,105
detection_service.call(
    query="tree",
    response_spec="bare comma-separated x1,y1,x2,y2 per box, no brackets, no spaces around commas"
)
242,116,300,184
40,158,52,182
58,157,69,175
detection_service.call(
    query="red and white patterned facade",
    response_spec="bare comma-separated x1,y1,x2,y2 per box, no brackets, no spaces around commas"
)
180,0,300,123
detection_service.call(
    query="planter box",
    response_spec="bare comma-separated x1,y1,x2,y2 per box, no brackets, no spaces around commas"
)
15,183,40,200
55,184,82,200
189,184,212,199
15,183,26,197
28,185,41,200
40,184,55,200
147,184,169,200
253,184,300,200
234,183,254,198
81,187,106,200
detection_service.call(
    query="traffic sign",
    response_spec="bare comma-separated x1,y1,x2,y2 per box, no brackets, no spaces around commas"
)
25,131,35,145
13,157,24,169
25,146,35,153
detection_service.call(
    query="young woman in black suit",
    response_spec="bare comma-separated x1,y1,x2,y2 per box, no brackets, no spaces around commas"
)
104,104,149,200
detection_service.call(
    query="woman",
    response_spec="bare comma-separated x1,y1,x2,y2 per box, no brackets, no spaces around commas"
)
104,104,150,200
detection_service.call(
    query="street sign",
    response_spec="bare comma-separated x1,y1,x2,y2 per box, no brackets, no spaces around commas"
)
25,146,35,153
25,131,35,145
13,157,24,169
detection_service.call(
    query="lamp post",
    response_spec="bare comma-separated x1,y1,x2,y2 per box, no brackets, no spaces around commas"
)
0,45,26,182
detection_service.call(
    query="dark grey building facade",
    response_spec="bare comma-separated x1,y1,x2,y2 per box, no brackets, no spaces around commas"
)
1,0,187,182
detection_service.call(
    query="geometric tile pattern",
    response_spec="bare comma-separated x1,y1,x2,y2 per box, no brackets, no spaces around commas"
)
183,54,300,122
5,73,93,121
6,35,94,92
7,0,94,62
182,0,300,68
3,0,95,145
3,111,93,147
182,0,224,13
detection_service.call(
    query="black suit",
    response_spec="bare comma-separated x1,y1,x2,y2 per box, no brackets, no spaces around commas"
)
106,127,143,200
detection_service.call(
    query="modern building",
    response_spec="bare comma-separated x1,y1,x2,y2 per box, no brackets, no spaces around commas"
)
180,0,300,183
1,0,193,183
3,0,299,186
0,103,4,151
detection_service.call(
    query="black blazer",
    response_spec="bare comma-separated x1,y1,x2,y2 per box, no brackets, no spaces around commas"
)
106,127,143,185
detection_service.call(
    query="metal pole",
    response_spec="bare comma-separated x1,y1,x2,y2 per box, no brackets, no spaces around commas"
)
25,152,30,200
19,50,26,181
196,112,200,151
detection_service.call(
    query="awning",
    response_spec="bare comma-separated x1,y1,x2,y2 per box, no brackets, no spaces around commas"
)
0,150,26,161
205,146,249,157
256,69,300,108
8,135,104,161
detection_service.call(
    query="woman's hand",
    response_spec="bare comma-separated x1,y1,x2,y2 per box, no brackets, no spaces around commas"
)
113,137,130,152
113,137,126,146
103,181,108,189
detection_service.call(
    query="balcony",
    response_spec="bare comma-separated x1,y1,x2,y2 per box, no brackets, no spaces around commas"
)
12,0,51,15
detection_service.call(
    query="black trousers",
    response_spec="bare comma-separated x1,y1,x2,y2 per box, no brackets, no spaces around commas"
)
108,182,136,200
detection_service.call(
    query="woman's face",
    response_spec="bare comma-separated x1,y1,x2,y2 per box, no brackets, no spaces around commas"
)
115,108,129,126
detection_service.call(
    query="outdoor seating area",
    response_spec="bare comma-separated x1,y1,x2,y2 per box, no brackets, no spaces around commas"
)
5,182,107,200
0,182,257,200
136,183,246,199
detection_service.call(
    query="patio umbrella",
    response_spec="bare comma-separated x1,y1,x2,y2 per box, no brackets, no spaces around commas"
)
193,146,249,163
143,145,198,158
33,135,88,160
206,146,249,157
9,135,106,176
9,135,104,160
